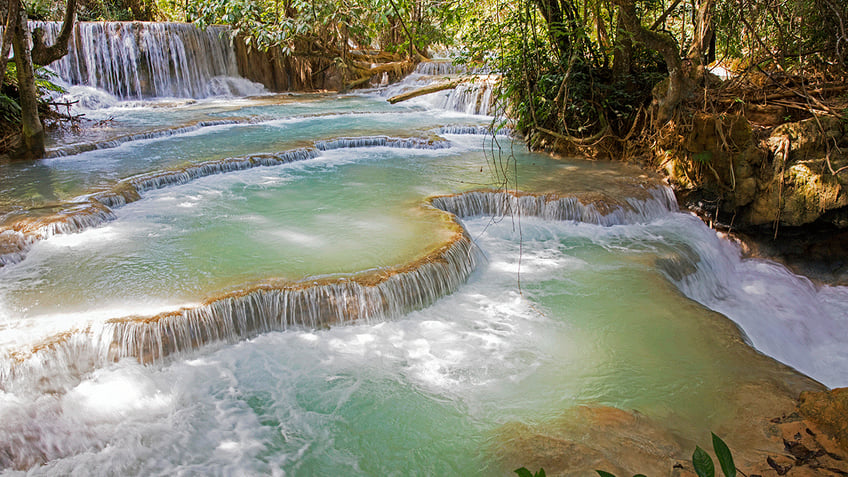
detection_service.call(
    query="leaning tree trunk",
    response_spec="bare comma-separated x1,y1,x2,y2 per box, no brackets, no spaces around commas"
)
687,0,715,84
613,0,687,125
11,7,44,159
31,0,77,65
0,0,21,87
11,0,76,159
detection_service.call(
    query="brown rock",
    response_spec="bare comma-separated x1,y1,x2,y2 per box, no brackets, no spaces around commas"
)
745,104,788,127
770,117,844,160
490,406,687,476
798,388,848,452
735,177,758,206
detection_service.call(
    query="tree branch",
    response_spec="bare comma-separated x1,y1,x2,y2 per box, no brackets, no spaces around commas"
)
30,0,77,66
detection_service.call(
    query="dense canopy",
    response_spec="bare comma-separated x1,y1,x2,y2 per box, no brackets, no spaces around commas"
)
0,0,846,158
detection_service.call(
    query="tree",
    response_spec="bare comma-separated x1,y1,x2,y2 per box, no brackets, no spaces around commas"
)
6,0,76,159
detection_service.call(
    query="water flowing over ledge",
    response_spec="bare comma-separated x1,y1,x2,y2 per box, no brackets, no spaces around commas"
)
107,223,479,363
315,135,450,150
0,135,456,267
35,22,248,99
1,184,680,379
414,60,491,76
45,119,248,158
0,216,480,380
434,125,514,137
430,186,679,225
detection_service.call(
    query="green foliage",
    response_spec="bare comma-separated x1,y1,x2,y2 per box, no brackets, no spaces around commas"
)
694,151,713,163
712,433,736,477
25,0,54,20
457,0,670,141
77,0,150,21
593,433,738,477
0,94,22,124
693,446,715,477
1,63,67,125
515,467,546,477
35,68,67,96
185,0,462,55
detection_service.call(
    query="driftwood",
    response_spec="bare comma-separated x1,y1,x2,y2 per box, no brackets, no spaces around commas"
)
342,60,413,92
387,78,472,104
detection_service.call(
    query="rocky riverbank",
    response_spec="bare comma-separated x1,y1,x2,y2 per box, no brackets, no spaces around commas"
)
494,387,848,477
658,111,848,285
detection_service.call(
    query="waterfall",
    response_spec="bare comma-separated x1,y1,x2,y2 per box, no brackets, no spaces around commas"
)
414,61,490,76
435,125,514,137
315,136,451,150
438,80,498,116
45,119,249,158
106,230,480,363
1,223,481,382
1,183,679,376
34,21,260,99
381,60,501,116
431,187,679,226
0,133,458,268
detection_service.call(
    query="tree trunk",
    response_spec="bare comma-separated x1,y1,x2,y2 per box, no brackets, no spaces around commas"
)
387,77,469,103
0,0,21,86
31,0,76,66
687,0,715,80
611,13,632,79
11,8,44,159
613,0,688,124
10,0,76,159
532,0,571,57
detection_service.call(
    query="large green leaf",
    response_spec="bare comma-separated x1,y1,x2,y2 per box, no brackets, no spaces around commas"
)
514,468,534,477
595,471,617,477
712,433,736,477
693,446,715,477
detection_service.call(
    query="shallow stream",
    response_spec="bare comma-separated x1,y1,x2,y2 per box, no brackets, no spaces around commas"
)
0,57,846,475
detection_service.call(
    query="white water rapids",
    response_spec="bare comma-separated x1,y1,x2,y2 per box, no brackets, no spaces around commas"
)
0,23,845,475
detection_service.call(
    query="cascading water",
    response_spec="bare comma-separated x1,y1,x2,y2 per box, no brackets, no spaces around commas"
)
381,60,501,116
34,21,263,99
412,60,490,75
0,42,847,475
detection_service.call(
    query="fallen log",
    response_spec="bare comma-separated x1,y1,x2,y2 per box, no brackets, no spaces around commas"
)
387,78,471,104
342,60,414,92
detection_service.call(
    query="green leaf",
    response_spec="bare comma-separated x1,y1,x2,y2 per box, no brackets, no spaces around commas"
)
514,468,534,477
693,151,713,163
712,433,736,477
596,471,618,477
693,446,715,477
536,469,546,477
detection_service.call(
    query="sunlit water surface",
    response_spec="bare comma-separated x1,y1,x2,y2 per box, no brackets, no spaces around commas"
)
0,90,846,475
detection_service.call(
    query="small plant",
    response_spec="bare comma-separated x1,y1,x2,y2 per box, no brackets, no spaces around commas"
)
515,467,546,477
693,151,713,163
593,433,737,477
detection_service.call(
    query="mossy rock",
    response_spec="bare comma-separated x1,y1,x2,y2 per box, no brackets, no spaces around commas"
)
770,116,844,160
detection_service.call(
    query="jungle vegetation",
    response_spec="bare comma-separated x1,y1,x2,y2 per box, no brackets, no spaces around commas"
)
0,0,846,159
